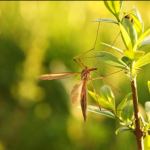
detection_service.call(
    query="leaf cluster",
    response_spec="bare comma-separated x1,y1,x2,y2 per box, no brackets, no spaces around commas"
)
94,1,150,80
88,85,134,134
87,1,150,135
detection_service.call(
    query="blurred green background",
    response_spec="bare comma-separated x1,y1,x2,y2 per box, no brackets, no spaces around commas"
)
0,1,150,150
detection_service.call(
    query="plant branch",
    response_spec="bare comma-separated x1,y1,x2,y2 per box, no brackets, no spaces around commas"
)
131,78,144,150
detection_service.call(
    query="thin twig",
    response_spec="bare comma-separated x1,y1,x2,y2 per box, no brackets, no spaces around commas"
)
131,78,144,150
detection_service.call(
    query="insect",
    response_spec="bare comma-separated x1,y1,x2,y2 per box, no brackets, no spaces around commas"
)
38,66,100,121
38,22,124,121
38,65,124,121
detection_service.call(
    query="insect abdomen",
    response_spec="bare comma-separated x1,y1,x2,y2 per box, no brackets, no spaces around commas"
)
80,83,87,121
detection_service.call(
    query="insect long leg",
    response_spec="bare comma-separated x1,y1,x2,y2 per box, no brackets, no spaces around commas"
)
91,76,126,96
93,69,124,77
89,80,101,110
78,31,121,65
87,69,125,112
87,70,126,114
73,20,121,71
92,69,126,96
73,22,101,68
87,101,133,116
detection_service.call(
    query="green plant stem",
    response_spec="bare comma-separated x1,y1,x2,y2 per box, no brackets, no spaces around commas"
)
131,78,144,150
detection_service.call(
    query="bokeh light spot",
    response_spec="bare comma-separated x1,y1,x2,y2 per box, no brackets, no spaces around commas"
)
0,141,5,150
20,1,38,21
35,103,51,119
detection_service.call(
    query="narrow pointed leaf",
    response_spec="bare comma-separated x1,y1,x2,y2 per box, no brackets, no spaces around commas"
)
119,1,123,11
144,134,150,149
122,18,137,47
117,93,132,119
133,26,150,51
104,1,122,21
104,1,116,16
121,100,134,122
134,52,150,69
94,51,129,69
100,85,115,109
88,90,112,110
145,102,150,123
124,50,145,61
119,22,133,50
93,19,118,24
101,42,123,54
121,56,132,66
142,22,144,33
86,105,116,119
133,5,142,23
111,1,122,21
123,9,134,16
120,121,133,126
129,13,142,38
115,127,132,134
139,35,150,50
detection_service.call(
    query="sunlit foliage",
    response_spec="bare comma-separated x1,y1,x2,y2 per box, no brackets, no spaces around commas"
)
0,1,150,150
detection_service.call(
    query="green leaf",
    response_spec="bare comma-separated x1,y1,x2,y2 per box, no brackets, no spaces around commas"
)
145,102,150,123
100,85,115,109
134,52,150,69
92,19,118,24
94,51,129,69
88,90,113,110
148,81,150,94
123,9,134,16
121,56,132,66
86,105,116,119
119,22,133,50
129,13,142,38
121,100,134,122
121,18,137,47
111,1,122,21
124,50,145,61
133,26,150,51
104,1,122,21
120,121,133,126
142,22,144,33
139,35,150,50
133,5,142,23
117,93,132,119
115,127,132,134
104,1,115,16
144,134,150,149
101,42,123,54
119,1,123,11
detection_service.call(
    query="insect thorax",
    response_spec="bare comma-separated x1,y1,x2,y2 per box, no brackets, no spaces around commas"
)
81,68,91,81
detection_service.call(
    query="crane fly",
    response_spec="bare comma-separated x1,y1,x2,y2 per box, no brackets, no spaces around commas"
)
38,66,99,121
38,66,125,121
38,22,124,121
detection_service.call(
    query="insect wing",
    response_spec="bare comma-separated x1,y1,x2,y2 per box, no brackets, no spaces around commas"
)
38,72,80,80
70,80,84,106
